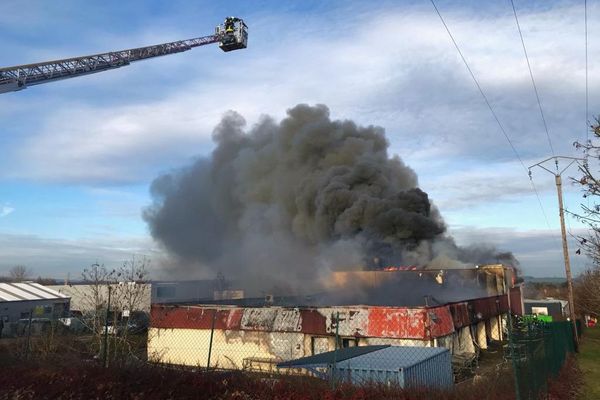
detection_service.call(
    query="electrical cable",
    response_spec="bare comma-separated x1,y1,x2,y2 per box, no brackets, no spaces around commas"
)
429,0,554,231
585,0,589,145
510,0,556,157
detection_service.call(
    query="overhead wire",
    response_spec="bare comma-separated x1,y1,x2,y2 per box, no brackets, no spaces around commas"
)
585,0,589,145
428,0,554,231
585,0,590,212
510,0,556,157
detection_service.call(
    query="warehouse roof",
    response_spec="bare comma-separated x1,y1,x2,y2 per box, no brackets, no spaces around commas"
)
277,345,390,368
0,282,70,302
524,298,568,305
278,345,449,369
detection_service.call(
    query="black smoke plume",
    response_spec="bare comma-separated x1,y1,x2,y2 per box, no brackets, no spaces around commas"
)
144,104,516,292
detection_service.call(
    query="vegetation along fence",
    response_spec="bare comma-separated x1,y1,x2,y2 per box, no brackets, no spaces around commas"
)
507,318,576,400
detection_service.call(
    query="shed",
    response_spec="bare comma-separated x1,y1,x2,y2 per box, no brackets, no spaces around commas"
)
278,345,453,389
524,299,568,320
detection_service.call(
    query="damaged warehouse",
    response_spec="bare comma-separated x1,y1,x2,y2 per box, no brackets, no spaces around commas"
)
142,105,531,383
148,265,523,372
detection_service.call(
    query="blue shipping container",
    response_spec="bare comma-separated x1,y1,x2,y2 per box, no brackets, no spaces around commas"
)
333,346,453,389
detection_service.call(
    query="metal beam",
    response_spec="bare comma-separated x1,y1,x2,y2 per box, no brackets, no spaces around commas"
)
0,34,219,93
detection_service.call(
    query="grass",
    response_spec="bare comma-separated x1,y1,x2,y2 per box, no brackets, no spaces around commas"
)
578,327,600,400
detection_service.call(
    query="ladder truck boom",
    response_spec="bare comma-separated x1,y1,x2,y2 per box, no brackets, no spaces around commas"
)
0,17,247,94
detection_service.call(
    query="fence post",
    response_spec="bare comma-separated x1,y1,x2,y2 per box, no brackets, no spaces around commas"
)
102,285,111,368
526,321,535,399
206,308,217,371
25,308,33,359
331,311,340,390
505,270,521,400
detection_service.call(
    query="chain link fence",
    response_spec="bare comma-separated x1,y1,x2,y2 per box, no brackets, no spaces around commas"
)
148,305,479,390
0,307,149,368
506,317,577,400
1,301,580,397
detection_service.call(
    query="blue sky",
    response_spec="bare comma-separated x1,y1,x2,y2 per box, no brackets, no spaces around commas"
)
0,0,596,279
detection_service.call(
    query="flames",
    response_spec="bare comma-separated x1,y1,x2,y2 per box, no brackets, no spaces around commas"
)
382,266,419,271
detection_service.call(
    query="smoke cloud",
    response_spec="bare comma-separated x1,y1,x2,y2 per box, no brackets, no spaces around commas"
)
144,104,516,293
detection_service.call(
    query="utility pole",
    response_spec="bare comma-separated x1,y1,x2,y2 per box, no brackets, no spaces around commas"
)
529,156,583,348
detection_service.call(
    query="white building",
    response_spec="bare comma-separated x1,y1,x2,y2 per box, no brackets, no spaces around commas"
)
0,282,70,324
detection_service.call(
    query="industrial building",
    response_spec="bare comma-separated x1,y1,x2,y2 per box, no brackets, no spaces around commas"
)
147,264,523,374
523,298,569,321
0,282,71,335
48,279,243,314
149,291,521,370
48,282,151,313
151,280,244,304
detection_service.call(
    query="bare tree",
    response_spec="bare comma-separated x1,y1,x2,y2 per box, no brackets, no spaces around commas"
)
572,119,600,257
571,119,600,318
112,255,151,317
110,256,151,364
575,267,600,317
76,257,151,364
77,263,117,353
9,265,32,281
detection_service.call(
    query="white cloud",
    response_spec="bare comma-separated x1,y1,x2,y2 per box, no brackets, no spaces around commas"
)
9,2,598,187
0,205,15,217
1,2,598,277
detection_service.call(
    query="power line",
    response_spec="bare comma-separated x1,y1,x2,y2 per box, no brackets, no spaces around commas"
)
529,178,554,231
585,0,589,144
429,0,524,169
429,0,554,230
510,0,556,157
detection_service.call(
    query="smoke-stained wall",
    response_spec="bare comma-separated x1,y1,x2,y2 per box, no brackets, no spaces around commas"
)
144,104,516,293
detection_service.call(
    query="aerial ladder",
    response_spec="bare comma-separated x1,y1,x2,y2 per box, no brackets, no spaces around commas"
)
0,17,248,94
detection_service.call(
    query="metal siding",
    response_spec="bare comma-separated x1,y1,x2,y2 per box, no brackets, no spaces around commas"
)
297,309,327,335
336,367,401,386
240,308,278,331
273,308,302,331
322,307,370,337
426,306,455,338
151,299,507,340
449,295,509,329
472,296,503,320
335,346,452,389
0,298,70,323
449,302,470,329
366,307,425,339
403,349,453,389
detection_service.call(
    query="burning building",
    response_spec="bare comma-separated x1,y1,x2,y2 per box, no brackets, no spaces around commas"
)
143,105,525,373
147,265,523,370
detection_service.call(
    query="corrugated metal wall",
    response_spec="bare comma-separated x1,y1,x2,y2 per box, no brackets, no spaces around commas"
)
402,349,453,389
335,346,453,389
